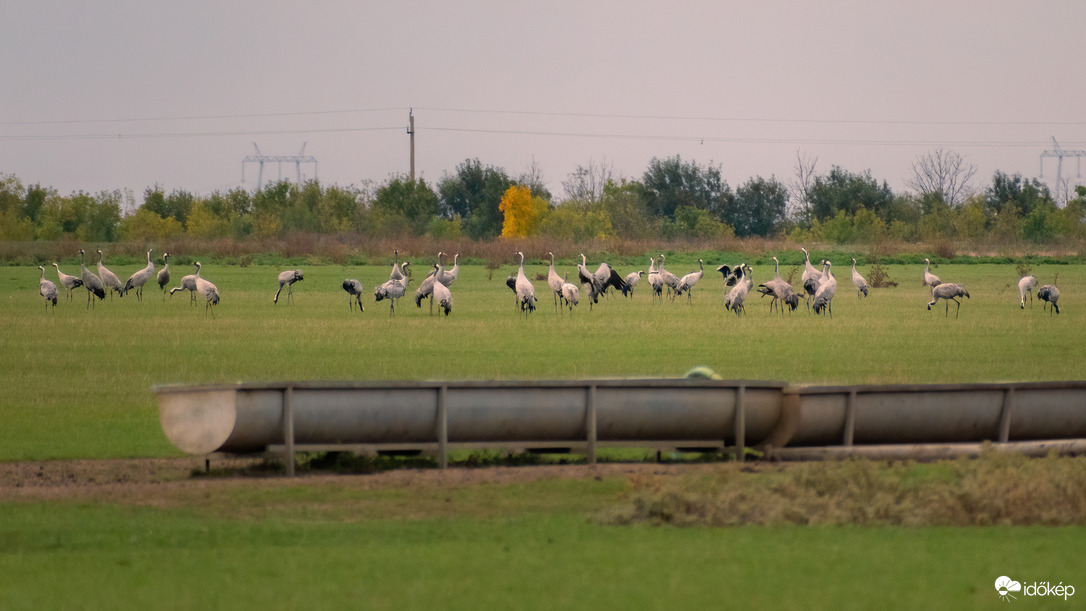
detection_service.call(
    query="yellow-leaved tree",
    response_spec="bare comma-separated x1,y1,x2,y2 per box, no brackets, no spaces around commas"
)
498,185,548,237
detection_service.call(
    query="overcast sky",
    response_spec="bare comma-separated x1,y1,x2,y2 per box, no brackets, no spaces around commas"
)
3,1,1084,206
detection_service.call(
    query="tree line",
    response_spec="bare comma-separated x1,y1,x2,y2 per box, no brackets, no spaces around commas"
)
1,151,1084,245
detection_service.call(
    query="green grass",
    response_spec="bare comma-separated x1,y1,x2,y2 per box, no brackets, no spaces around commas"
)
0,261,1082,460
2,258,1085,609
2,481,1084,610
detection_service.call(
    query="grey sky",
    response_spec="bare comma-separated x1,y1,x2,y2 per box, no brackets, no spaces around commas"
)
3,1,1084,205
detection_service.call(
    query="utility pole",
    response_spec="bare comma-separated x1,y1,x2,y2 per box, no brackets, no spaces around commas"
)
408,108,415,182
1040,137,1086,205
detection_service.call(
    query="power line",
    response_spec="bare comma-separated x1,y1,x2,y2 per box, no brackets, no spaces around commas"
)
0,126,402,142
0,107,409,127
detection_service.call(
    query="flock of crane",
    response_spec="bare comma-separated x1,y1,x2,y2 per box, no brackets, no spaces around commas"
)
35,247,1063,319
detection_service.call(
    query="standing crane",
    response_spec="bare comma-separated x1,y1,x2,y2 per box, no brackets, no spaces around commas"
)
78,249,106,308
273,270,304,304
647,257,663,303
800,247,823,310
415,253,446,315
1038,284,1060,315
514,251,536,316
851,258,868,299
374,276,408,317
656,254,681,299
674,259,704,304
927,283,970,318
96,250,124,299
621,270,644,298
1018,274,1037,309
433,278,453,317
560,272,580,314
922,258,941,295
123,248,155,301
724,264,752,316
169,261,201,305
52,262,83,301
157,252,171,300
443,253,460,286
195,273,220,318
756,256,798,314
546,252,564,312
342,279,365,312
38,266,58,311
812,261,837,317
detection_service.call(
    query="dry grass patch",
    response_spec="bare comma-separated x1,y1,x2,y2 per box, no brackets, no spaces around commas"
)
602,448,1086,527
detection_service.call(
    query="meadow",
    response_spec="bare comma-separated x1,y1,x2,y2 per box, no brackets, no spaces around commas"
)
1,254,1084,609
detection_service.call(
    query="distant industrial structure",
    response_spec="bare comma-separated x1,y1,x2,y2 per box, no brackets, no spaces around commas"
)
1040,137,1086,204
242,143,317,189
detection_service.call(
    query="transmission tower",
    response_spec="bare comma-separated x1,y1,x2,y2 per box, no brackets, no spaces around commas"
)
1040,137,1086,202
242,142,318,189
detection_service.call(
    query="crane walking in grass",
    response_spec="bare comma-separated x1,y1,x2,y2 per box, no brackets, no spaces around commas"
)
560,272,580,314
195,271,220,318
546,252,564,312
52,262,83,301
1018,274,1037,309
757,256,798,314
1038,284,1060,315
123,248,155,301
515,251,536,316
927,283,970,318
675,259,704,304
169,262,201,305
812,261,837,317
800,247,823,311
851,258,868,299
38,266,58,311
273,270,304,304
78,249,105,309
433,278,453,317
923,258,941,295
724,264,752,316
157,253,171,300
622,270,644,298
342,279,364,312
96,250,124,299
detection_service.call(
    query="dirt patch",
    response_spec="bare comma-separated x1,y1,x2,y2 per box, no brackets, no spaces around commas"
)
0,456,734,508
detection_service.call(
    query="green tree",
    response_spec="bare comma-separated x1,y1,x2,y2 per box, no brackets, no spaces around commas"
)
438,159,515,239
809,166,894,222
599,180,652,239
142,185,193,225
985,171,1052,219
640,155,731,221
373,176,440,236
731,176,787,237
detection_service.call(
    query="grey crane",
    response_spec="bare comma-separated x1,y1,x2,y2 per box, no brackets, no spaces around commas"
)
560,272,580,313
674,259,704,304
169,262,201,305
157,252,171,300
621,270,644,298
123,248,155,301
812,260,837,317
443,253,460,286
515,251,536,315
577,254,625,310
756,256,799,314
52,262,83,301
922,258,941,294
927,283,970,318
342,279,365,312
433,277,453,317
415,252,446,314
374,277,408,317
546,252,564,311
1018,274,1037,309
851,258,868,299
273,269,304,304
724,264,752,316
194,272,220,318
656,254,681,299
38,266,58,310
800,247,823,310
389,250,408,282
647,257,664,303
1038,284,1060,315
78,249,106,308
96,250,124,299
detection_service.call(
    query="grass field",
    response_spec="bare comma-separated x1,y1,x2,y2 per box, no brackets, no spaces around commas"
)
1,255,1083,609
